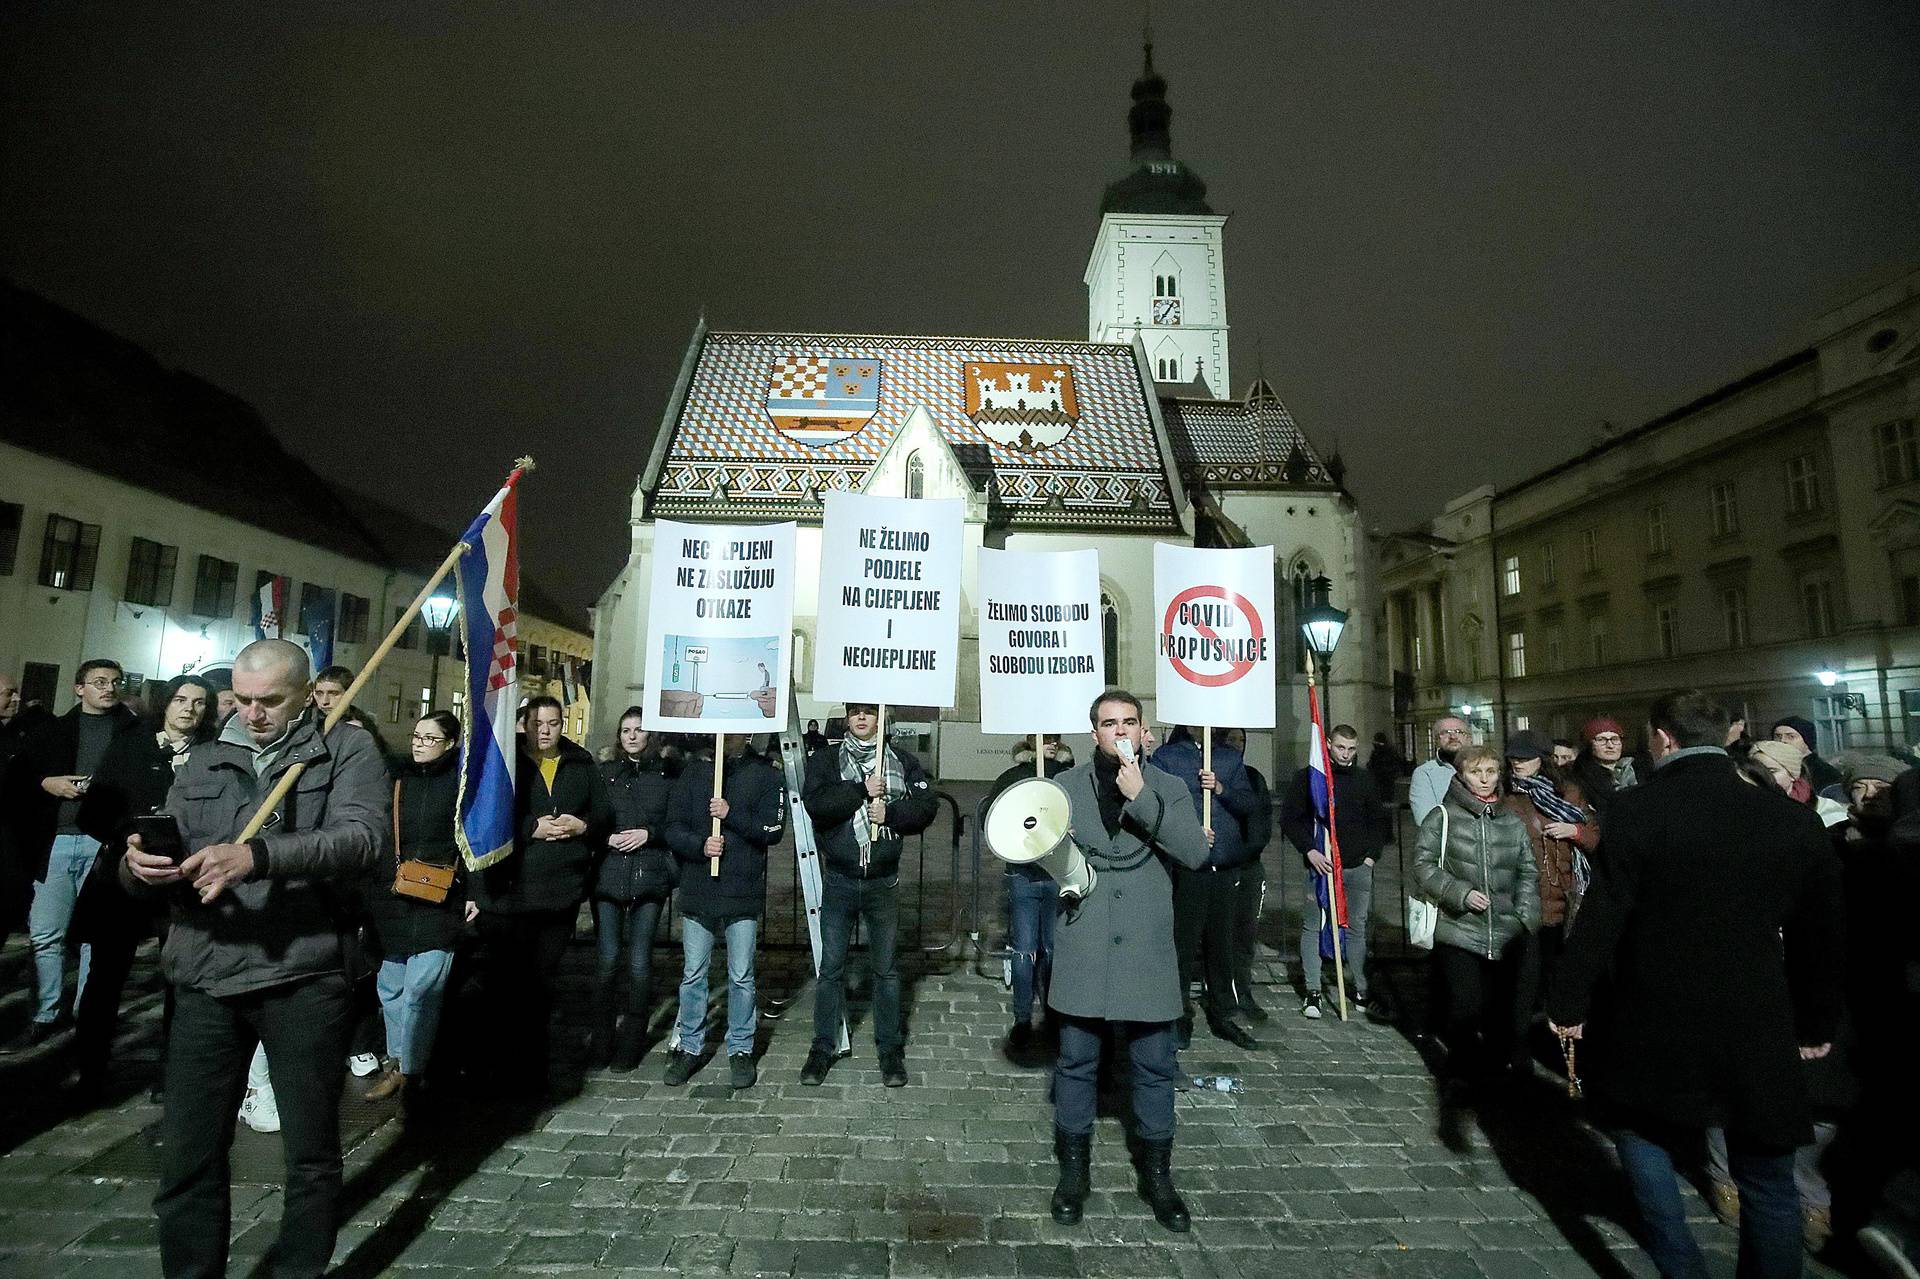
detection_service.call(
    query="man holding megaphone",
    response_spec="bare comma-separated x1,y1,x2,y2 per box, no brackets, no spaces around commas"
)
1042,687,1210,1234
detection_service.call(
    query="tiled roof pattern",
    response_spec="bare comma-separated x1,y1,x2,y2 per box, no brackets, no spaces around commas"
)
651,332,1181,529
1160,393,1336,489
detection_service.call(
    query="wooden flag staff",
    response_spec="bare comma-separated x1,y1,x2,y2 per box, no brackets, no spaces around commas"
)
710,733,725,877
1201,725,1213,833
1035,731,1045,779
233,457,536,844
1307,660,1349,1023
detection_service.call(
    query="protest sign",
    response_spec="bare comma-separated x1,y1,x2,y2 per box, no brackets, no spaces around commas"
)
642,520,797,732
812,492,964,708
977,548,1104,735
1153,543,1277,729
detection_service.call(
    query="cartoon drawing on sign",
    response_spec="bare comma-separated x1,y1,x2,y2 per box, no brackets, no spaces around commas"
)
964,361,1081,452
658,634,779,720
766,355,881,446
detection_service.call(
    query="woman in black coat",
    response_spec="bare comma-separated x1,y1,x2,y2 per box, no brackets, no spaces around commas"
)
363,711,470,1104
472,695,610,1090
70,673,215,1102
590,707,676,1072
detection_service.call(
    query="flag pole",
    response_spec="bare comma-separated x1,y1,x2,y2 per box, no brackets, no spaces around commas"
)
710,733,725,877
1201,725,1213,834
1309,659,1349,1023
232,457,532,845
1034,731,1044,779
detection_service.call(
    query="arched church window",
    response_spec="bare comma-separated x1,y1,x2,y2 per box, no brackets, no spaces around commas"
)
1291,559,1316,674
1101,590,1120,685
1164,275,1178,298
905,451,924,499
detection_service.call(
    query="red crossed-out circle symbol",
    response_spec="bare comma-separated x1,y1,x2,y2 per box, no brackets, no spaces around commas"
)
1161,585,1265,688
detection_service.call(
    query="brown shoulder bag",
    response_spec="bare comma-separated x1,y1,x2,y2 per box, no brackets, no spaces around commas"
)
391,779,455,904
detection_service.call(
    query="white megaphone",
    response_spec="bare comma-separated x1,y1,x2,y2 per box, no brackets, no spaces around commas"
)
985,777,1097,900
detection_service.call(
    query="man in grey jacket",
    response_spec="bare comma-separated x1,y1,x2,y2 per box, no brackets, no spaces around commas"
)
1046,688,1210,1234
122,640,388,1279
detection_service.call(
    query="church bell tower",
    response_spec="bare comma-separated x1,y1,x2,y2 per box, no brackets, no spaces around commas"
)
1084,32,1231,398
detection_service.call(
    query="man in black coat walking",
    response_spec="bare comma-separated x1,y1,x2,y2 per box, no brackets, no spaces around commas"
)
1549,689,1844,1279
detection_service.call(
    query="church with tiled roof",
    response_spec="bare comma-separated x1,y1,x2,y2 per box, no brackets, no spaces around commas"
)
595,40,1376,774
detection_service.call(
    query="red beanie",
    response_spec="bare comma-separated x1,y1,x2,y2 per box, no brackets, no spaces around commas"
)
1583,716,1623,743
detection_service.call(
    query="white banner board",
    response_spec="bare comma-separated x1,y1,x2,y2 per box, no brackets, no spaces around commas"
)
1153,543,1278,728
977,547,1105,735
812,492,964,708
642,520,796,732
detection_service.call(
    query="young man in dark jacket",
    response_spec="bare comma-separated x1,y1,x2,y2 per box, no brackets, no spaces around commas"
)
3,658,140,1053
472,695,611,1093
663,734,785,1089
1549,690,1844,1279
593,707,677,1071
799,702,938,1087
1282,723,1388,1018
1153,725,1260,1050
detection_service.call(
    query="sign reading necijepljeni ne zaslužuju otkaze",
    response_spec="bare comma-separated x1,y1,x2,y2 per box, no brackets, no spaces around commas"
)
641,519,797,732
812,492,963,708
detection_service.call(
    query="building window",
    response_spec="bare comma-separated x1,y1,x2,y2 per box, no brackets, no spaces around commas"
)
1154,274,1178,298
339,592,371,644
1875,419,1919,486
1646,504,1670,555
904,451,924,500
387,683,403,724
528,644,550,677
1101,591,1120,685
1581,527,1599,573
392,607,421,651
1544,627,1564,672
1785,454,1822,514
1902,688,1920,746
1901,574,1920,627
1587,614,1609,666
1156,355,1180,381
1801,578,1837,637
1721,586,1750,648
1540,543,1556,586
123,537,178,607
1502,555,1521,596
1654,603,1679,659
1411,633,1423,674
37,514,101,592
1711,482,1739,537
0,500,21,575
1813,694,1851,754
1506,630,1526,678
191,555,238,618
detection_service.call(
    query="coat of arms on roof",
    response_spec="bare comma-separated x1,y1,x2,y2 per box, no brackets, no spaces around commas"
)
964,361,1081,452
765,355,881,446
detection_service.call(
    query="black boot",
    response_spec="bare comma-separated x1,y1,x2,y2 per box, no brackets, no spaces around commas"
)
1049,1128,1092,1225
610,1012,646,1073
588,990,616,1069
1135,1138,1191,1233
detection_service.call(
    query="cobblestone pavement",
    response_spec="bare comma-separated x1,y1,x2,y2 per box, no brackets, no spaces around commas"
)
0,946,1848,1279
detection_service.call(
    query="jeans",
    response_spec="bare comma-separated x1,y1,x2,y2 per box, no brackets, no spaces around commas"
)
375,951,454,1076
1173,865,1242,1021
475,909,575,1084
813,871,901,1053
156,973,351,1279
1708,1123,1838,1212
1614,1124,1802,1279
1054,1015,1178,1142
1006,869,1056,1025
594,896,666,1020
1298,863,1373,999
675,915,758,1057
27,833,97,1023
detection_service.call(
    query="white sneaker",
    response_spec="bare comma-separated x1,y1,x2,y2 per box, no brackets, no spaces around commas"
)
239,1085,281,1133
1301,995,1323,1020
347,1053,381,1077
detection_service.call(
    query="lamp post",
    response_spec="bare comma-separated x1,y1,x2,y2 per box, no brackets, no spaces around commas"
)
1299,574,1349,723
1816,667,1867,716
421,593,459,715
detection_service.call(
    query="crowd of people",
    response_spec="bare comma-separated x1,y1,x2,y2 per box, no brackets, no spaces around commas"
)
2,656,1917,1276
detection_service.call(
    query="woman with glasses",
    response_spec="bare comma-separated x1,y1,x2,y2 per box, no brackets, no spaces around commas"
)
363,712,471,1107
68,674,217,1103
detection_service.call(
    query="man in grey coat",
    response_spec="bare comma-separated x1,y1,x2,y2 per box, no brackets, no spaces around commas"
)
1046,687,1210,1233
122,640,388,1279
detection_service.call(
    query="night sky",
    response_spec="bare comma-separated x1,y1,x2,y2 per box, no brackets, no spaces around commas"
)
4,2,1916,617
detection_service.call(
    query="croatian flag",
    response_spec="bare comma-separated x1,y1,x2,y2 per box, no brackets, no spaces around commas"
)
253,574,288,640
1308,683,1349,961
454,468,525,870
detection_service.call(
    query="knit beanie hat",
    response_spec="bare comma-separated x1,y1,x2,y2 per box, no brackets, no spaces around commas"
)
1773,715,1818,753
1749,739,1807,777
1842,753,1906,787
1582,716,1624,744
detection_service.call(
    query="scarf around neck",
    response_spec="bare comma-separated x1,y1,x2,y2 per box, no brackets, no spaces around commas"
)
840,733,905,868
1509,771,1586,826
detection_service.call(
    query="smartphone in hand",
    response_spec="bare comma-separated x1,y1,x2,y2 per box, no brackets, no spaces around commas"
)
128,814,185,865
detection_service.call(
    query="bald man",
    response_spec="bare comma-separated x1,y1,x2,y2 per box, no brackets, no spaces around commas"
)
122,639,388,1279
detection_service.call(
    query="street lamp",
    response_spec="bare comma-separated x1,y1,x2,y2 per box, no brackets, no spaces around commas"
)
422,593,459,713
1815,667,1867,715
1299,573,1349,721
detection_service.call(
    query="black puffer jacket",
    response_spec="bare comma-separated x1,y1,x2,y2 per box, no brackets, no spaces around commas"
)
595,754,676,902
667,749,785,923
802,741,938,880
370,751,466,958
473,737,611,915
